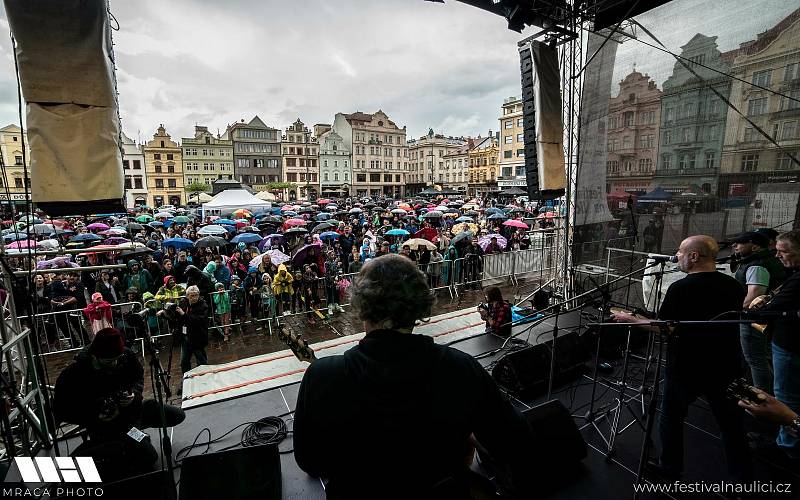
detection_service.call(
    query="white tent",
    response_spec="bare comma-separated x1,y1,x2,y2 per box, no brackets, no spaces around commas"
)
197,192,213,202
201,189,272,217
255,190,277,201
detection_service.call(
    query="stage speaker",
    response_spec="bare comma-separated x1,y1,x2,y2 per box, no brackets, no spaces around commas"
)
519,41,566,201
492,332,588,398
5,0,125,215
524,400,587,467
178,443,281,500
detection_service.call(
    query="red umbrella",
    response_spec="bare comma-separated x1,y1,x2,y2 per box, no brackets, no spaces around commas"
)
502,219,528,229
285,218,307,227
317,198,331,205
413,227,438,242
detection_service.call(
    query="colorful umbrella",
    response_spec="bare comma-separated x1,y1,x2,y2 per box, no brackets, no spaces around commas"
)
348,207,363,214
86,222,110,231
292,243,323,268
103,237,130,245
315,213,331,221
135,215,153,223
216,219,237,226
69,233,103,243
172,216,190,224
413,227,438,242
258,234,285,251
502,219,529,229
285,219,307,227
232,209,252,219
99,227,128,236
319,231,340,240
421,211,443,219
455,216,474,223
478,234,508,251
385,228,410,237
6,240,37,249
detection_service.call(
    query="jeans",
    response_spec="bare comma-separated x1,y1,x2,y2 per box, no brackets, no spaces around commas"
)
180,339,208,373
326,284,339,307
772,342,800,457
739,324,773,392
658,374,752,480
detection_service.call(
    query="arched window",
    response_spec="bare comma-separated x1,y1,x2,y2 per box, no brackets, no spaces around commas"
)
324,172,329,181
334,172,339,181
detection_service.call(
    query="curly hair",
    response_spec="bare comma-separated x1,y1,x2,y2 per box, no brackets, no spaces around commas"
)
350,254,434,330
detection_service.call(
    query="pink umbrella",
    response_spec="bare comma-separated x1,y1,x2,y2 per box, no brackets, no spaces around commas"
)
502,219,528,229
86,222,110,231
7,240,37,249
285,218,307,227
99,228,128,236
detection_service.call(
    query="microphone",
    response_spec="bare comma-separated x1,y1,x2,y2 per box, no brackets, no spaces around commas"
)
648,253,678,263
741,309,800,319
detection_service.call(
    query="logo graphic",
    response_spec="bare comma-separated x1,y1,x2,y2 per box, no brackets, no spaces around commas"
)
11,457,101,483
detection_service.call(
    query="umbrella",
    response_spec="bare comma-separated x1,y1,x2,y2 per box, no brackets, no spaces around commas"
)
348,207,363,214
421,211,443,219
232,209,252,219
292,243,324,268
98,227,128,236
216,219,237,226
404,238,437,251
154,212,173,219
6,240,37,249
285,218,307,227
162,237,194,250
149,221,164,228
455,216,474,223
119,244,155,257
397,203,412,210
478,234,508,251
135,215,153,223
506,207,527,214
69,233,103,243
251,249,291,268
385,228,410,237
464,210,479,216
451,231,474,247
240,226,259,233
312,222,336,233
18,216,43,224
319,231,340,240
485,207,503,215
258,234,285,251
284,227,309,237
315,213,331,221
195,236,229,248
126,223,144,232
197,225,228,236
283,211,298,217
32,223,56,235
231,233,262,245
326,219,342,227
488,213,508,220
86,222,110,231
316,198,331,205
103,237,130,245
451,223,479,235
413,227,438,242
37,239,61,249
503,219,529,229
172,216,190,224
390,208,407,215
298,207,315,214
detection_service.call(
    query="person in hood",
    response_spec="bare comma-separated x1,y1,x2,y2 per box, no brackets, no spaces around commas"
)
185,264,213,300
294,255,535,499
83,292,113,338
272,263,294,316
123,259,153,296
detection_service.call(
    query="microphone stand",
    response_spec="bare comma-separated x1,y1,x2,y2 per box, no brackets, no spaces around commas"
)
624,195,639,309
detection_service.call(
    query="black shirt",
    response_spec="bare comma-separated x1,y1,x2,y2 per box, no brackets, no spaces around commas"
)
762,270,800,354
658,272,744,384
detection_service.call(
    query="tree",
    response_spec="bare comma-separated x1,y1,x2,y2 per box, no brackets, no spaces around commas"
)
265,182,296,191
186,181,210,195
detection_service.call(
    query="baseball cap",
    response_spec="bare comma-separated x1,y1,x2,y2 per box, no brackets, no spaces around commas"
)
732,231,769,248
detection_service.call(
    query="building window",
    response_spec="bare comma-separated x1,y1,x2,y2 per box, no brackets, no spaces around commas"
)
779,89,800,111
384,174,392,183
154,153,161,160
124,177,132,189
14,155,22,165
134,178,143,189
504,136,512,144
638,158,653,172
287,173,297,182
743,127,758,142
752,70,771,87
369,173,380,182
166,153,174,161
622,137,631,149
154,164,162,173
776,151,797,170
607,161,619,173
741,154,759,172
344,172,349,181
504,120,512,129
747,97,768,116
155,179,164,188
639,134,654,148
681,128,694,143
623,111,634,127
516,133,523,143
167,164,175,173
704,152,716,169
661,154,672,170
168,179,176,188
785,63,800,82
516,149,524,157
782,121,798,140
663,130,672,145
133,160,141,169
503,151,512,159
123,160,130,169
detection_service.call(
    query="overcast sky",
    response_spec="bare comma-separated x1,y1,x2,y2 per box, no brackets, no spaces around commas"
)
0,0,795,143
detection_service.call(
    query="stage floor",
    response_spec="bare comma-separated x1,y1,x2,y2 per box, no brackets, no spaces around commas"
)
167,309,800,499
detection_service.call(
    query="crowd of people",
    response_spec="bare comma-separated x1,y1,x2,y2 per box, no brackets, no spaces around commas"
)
4,195,557,363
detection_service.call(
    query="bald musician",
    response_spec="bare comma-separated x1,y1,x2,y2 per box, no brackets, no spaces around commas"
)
612,235,751,482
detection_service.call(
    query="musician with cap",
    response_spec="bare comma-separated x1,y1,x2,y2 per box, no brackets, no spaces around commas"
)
732,231,785,393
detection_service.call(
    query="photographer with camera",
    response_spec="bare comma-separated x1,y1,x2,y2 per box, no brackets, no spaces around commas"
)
54,328,185,482
160,285,209,375
478,286,512,337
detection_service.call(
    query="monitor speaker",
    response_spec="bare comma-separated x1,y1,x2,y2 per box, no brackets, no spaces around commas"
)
491,332,588,398
178,443,281,500
519,41,566,201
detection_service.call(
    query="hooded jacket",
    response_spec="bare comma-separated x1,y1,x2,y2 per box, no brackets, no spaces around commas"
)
123,259,153,295
272,264,294,295
294,330,535,499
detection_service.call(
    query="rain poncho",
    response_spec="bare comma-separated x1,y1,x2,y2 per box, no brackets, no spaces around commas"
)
272,264,294,296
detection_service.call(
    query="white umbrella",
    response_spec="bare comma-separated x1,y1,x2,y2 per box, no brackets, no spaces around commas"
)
38,239,61,249
198,225,228,236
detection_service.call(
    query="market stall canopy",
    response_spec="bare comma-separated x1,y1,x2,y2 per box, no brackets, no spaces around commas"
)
202,189,272,217
638,187,672,203
255,191,277,201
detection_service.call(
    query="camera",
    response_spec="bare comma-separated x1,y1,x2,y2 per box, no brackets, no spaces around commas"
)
477,303,489,312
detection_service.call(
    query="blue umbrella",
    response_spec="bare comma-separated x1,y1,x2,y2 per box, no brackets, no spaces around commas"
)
315,213,331,221
231,233,262,244
485,207,503,215
385,229,410,237
216,219,237,226
455,216,474,223
69,233,102,243
319,231,340,240
162,237,194,250
148,221,164,228
283,211,298,217
3,232,29,242
488,213,507,220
